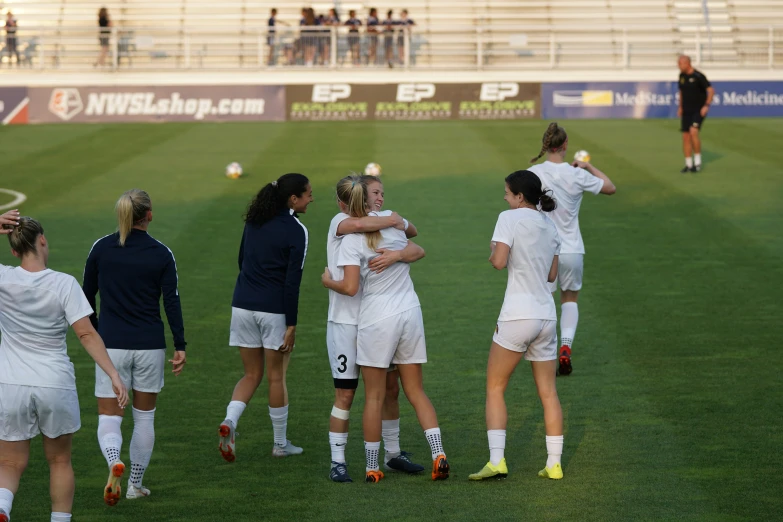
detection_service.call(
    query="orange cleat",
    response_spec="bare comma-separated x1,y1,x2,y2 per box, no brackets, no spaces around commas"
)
218,421,236,462
431,454,450,481
104,461,125,506
365,470,384,483
558,346,572,376
0,510,9,522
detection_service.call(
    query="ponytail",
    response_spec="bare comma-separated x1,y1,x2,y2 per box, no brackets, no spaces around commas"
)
505,170,558,212
335,174,381,250
530,122,568,163
7,216,44,257
245,173,309,227
115,189,151,246
539,189,556,212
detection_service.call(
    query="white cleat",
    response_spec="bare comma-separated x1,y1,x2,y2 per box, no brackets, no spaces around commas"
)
126,484,151,499
272,440,303,457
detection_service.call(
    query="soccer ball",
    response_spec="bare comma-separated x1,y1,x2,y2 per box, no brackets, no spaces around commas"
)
225,162,243,179
364,162,382,177
573,150,591,163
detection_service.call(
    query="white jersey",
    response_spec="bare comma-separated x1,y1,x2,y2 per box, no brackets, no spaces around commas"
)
337,210,420,329
528,161,604,254
0,265,94,390
492,208,561,322
326,212,362,325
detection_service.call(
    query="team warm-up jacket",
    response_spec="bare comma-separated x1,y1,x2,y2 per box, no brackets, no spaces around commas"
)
232,209,308,326
83,229,187,351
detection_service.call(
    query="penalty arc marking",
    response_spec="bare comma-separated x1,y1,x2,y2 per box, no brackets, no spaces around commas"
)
0,189,27,211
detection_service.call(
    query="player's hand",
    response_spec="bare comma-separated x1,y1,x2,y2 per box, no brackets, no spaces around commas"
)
321,267,333,288
677,106,683,117
390,212,405,230
572,160,591,170
169,350,186,376
110,373,129,409
369,248,402,274
700,105,709,117
0,209,20,234
280,326,296,353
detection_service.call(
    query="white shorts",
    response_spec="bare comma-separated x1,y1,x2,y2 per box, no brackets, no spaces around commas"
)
229,307,287,349
327,321,360,382
493,319,557,361
0,383,81,441
95,349,166,398
357,307,427,369
549,253,584,292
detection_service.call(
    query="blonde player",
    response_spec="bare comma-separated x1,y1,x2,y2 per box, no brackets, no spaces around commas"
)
322,179,449,484
469,170,563,481
528,122,616,375
0,212,128,522
322,175,425,483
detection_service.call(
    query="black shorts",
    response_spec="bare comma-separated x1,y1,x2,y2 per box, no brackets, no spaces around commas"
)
6,38,17,52
99,36,109,47
681,110,706,132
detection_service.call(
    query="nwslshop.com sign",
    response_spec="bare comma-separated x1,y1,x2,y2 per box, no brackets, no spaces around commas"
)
27,85,286,123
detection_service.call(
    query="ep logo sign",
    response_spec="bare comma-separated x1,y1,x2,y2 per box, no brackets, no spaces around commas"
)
396,83,436,102
312,84,352,103
479,83,520,102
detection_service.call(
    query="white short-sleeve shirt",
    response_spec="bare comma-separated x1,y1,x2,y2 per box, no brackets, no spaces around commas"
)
0,265,94,390
492,208,561,322
527,161,604,254
337,211,420,329
326,212,362,325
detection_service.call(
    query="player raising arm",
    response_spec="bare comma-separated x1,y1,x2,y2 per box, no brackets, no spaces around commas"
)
528,122,615,376
469,170,563,481
1,213,127,522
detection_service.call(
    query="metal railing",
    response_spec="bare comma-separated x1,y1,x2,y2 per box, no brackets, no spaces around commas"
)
0,24,780,71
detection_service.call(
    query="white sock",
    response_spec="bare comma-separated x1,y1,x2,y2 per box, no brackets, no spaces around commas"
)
97,415,123,467
129,407,155,488
487,429,506,466
685,156,694,168
560,302,578,349
546,435,564,468
382,419,401,462
269,405,288,446
225,400,246,428
364,441,380,472
424,427,445,460
329,432,348,464
694,153,702,166
51,513,71,522
0,488,13,517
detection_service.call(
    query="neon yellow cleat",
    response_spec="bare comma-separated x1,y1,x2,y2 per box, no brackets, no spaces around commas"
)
468,459,508,480
538,462,563,480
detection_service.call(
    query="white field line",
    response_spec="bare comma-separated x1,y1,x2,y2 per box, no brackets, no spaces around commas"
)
0,189,27,211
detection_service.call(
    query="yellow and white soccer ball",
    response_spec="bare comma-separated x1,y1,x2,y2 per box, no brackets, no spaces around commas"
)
573,150,591,163
225,162,243,179
364,162,382,177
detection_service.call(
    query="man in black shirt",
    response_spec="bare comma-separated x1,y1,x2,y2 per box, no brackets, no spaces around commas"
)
678,55,714,173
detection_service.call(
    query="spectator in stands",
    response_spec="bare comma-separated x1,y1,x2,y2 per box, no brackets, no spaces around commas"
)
95,7,112,67
367,8,380,65
345,10,362,66
302,8,318,67
382,10,395,67
5,11,19,67
267,8,290,66
320,8,340,66
397,9,415,65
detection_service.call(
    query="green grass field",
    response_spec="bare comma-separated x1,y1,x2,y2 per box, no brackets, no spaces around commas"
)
1,119,781,521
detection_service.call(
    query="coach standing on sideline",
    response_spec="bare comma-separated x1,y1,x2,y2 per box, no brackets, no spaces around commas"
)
677,55,714,173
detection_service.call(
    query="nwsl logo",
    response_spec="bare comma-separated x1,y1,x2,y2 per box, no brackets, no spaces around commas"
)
48,88,84,120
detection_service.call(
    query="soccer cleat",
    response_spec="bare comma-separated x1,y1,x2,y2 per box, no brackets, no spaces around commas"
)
558,346,572,376
365,469,384,483
385,451,425,474
0,509,8,522
218,420,236,462
272,440,303,457
468,458,508,481
538,462,564,480
431,454,450,481
126,484,151,499
104,460,125,506
680,166,691,174
329,462,353,483
693,165,701,173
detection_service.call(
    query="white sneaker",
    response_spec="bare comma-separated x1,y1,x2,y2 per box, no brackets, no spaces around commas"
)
218,419,236,462
126,484,151,499
272,440,303,457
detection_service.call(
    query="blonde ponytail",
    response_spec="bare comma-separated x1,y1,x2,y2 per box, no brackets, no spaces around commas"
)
7,217,44,257
335,174,381,251
530,122,568,163
115,189,151,246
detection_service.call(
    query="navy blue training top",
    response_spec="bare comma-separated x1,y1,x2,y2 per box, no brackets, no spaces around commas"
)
232,209,308,326
83,229,187,351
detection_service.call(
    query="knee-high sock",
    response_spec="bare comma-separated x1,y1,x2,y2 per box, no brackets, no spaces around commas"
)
129,407,155,487
269,405,288,446
560,302,579,349
97,414,123,467
382,419,401,462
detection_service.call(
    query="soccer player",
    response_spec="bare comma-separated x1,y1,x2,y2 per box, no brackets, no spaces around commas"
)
677,55,714,173
322,175,425,483
469,170,563,481
83,189,187,504
528,122,616,375
0,212,128,522
322,179,449,484
218,174,312,462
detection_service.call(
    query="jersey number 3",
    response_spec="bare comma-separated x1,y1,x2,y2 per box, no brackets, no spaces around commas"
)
337,354,347,373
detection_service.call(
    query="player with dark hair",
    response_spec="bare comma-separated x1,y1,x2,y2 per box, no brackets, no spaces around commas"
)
677,55,714,173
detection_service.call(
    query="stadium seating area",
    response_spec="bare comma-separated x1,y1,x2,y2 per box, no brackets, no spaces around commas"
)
0,0,781,69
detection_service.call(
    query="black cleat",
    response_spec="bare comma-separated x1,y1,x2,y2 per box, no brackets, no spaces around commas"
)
692,165,701,173
329,462,353,483
385,451,425,474
680,166,691,174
